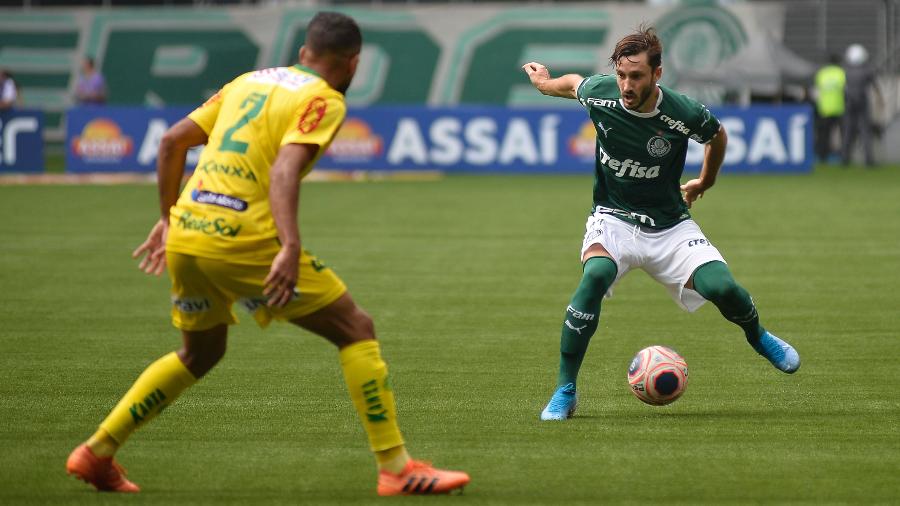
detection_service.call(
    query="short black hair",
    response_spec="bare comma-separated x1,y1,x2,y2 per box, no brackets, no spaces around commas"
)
305,12,362,57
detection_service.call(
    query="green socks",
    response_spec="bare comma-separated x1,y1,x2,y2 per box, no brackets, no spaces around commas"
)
557,256,617,388
692,261,765,342
556,259,763,389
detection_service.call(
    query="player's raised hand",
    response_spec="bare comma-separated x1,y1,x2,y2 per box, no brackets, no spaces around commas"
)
264,247,300,308
680,178,710,208
132,219,168,276
522,62,550,84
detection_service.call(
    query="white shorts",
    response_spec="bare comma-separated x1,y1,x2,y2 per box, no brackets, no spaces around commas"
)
580,212,726,312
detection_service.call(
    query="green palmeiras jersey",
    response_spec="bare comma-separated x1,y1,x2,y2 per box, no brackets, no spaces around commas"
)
576,74,722,229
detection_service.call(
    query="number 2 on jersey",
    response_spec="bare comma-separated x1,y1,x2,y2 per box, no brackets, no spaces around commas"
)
219,92,268,154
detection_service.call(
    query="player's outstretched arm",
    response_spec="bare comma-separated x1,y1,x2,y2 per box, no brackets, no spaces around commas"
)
522,62,583,99
265,143,317,308
681,126,728,208
133,118,208,275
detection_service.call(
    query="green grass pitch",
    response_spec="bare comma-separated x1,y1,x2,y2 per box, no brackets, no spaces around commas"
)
1,166,898,505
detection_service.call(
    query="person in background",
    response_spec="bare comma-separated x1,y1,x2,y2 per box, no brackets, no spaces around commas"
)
0,69,18,110
74,57,107,105
842,44,881,167
813,54,845,163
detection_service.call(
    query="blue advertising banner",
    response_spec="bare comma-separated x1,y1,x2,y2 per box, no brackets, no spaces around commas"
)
66,106,193,173
320,105,813,173
64,104,812,174
0,109,43,173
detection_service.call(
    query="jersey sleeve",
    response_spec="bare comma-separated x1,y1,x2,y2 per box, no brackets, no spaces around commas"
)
188,84,229,134
687,100,722,144
280,93,346,148
576,74,609,107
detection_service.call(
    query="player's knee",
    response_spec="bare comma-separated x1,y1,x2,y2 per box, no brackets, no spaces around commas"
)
179,331,227,378
353,308,376,342
178,344,225,378
701,278,740,304
581,256,617,293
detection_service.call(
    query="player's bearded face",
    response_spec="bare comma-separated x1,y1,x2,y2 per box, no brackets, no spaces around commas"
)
615,53,660,112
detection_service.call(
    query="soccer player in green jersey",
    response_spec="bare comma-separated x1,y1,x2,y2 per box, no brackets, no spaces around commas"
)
522,27,800,420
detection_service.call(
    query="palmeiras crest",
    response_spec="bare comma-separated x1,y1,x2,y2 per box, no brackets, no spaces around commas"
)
646,136,671,157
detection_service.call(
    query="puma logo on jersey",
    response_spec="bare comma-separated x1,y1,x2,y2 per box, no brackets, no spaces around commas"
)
565,320,588,334
596,120,613,138
597,146,660,179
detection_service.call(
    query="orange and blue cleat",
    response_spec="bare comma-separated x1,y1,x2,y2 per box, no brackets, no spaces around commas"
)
66,444,140,493
377,459,470,496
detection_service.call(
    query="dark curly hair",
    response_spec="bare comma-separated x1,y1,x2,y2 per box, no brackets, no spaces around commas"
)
610,25,663,70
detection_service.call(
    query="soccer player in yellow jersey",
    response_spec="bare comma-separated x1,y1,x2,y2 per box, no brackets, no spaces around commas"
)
66,12,469,497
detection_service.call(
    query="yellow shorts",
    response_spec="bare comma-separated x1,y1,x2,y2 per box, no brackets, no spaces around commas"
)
166,250,347,331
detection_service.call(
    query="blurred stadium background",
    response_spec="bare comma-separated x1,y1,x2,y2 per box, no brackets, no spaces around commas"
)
0,0,898,174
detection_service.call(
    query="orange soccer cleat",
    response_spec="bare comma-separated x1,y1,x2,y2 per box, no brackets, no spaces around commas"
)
65,444,140,493
377,459,470,496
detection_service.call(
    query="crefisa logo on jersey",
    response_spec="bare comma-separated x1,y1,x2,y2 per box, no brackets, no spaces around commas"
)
646,136,671,157
71,118,133,162
326,118,383,162
568,120,597,160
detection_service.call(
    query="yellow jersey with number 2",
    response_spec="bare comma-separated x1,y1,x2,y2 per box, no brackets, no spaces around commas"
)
166,65,345,265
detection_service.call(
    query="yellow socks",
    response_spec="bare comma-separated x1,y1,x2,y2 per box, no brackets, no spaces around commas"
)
94,352,197,450
89,343,406,471
86,428,119,458
339,340,406,469
376,445,411,474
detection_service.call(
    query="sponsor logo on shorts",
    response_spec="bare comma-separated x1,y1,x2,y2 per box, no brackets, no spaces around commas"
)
687,238,710,247
172,296,211,313
176,211,242,237
238,297,268,313
646,136,671,157
238,290,299,313
191,189,248,212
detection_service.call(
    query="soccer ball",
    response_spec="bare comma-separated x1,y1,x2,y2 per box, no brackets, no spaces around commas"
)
627,345,688,406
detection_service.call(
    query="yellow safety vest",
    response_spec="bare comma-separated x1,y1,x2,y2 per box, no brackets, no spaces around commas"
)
815,65,846,117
